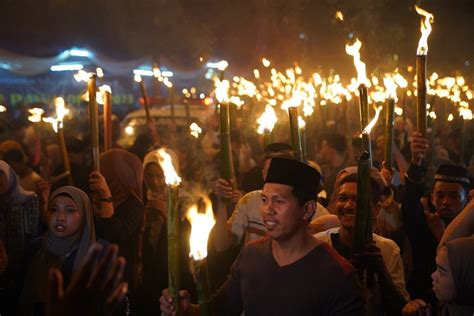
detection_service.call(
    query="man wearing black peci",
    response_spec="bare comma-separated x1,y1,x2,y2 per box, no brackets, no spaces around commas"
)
160,157,364,315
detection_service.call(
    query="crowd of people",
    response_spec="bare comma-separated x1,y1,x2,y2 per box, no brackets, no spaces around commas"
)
0,106,474,316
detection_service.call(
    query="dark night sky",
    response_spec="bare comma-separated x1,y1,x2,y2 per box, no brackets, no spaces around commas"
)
0,0,473,76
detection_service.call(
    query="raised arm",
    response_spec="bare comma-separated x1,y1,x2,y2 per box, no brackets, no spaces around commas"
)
439,199,474,247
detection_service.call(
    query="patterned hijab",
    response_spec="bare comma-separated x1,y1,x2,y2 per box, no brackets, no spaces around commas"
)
0,160,35,206
100,149,144,208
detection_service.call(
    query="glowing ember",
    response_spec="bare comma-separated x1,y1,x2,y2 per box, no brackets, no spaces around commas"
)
190,122,202,138
361,106,383,135
156,148,182,186
335,11,344,21
28,108,44,122
415,5,434,55
187,196,216,261
345,39,368,85
257,104,278,134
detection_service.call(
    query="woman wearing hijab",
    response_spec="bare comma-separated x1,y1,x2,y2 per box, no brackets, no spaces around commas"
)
21,186,95,315
403,237,474,316
90,149,144,291
135,150,194,315
0,160,40,315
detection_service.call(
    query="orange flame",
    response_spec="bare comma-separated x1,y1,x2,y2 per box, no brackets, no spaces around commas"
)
415,5,434,55
214,79,230,104
335,11,344,21
28,108,44,122
156,148,182,186
345,39,368,85
257,104,278,134
361,105,383,135
43,97,69,133
187,196,216,261
189,122,202,138
383,75,398,100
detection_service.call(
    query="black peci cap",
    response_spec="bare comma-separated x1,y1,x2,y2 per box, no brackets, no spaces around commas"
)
265,157,321,196
435,164,470,187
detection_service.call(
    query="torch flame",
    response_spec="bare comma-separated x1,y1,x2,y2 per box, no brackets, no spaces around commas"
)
415,5,434,55
361,106,383,135
28,108,44,122
460,108,473,121
262,58,271,68
383,76,398,100
97,85,112,105
134,74,143,83
257,104,278,134
214,79,230,104
96,67,104,78
187,196,216,261
190,122,202,138
156,148,182,186
298,116,306,130
345,39,368,85
43,97,70,133
74,70,92,83
99,85,112,95
216,60,229,71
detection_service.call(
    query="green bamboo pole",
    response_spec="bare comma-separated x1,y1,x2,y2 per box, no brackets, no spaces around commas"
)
167,185,181,315
57,127,73,185
384,98,395,169
416,55,427,137
353,151,372,253
191,259,213,316
344,99,355,164
87,74,100,172
300,126,307,162
461,118,467,164
288,107,304,161
219,103,236,187
358,84,372,158
358,84,369,131
263,130,272,149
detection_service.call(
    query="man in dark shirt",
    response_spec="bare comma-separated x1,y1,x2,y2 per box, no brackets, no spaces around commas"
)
401,132,470,303
160,157,364,315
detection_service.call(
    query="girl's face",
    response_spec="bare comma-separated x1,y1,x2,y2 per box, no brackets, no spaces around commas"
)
0,171,8,195
144,163,166,194
48,195,83,238
432,247,456,302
